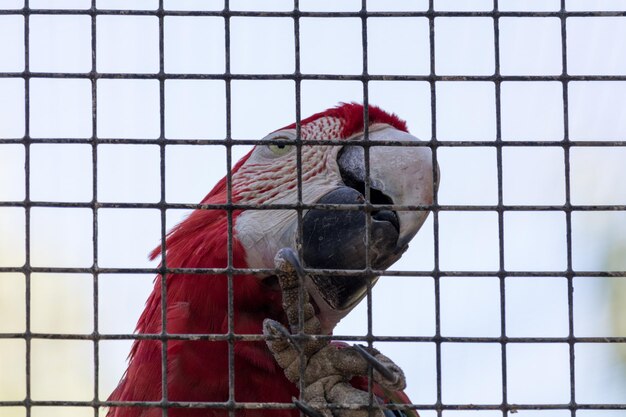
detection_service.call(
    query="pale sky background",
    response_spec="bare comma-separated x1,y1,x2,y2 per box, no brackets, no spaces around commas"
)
1,1,626,417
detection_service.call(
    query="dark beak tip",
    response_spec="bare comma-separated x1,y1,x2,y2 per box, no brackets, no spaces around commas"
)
372,209,400,234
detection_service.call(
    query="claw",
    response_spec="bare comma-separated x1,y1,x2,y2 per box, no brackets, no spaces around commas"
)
269,320,304,355
353,345,399,385
277,247,306,279
292,398,325,417
293,398,325,417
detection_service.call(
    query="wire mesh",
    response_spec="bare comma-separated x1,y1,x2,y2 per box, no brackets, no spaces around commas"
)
0,1,625,417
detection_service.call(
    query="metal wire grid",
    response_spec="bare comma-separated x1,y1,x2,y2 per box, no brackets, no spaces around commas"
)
0,0,624,416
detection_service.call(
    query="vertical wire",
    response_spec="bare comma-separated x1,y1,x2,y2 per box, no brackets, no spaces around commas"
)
492,1,508,416
292,0,307,411
90,1,100,415
23,2,32,416
223,2,236,417
361,4,371,310
428,2,442,416
359,2,376,416
560,1,576,415
158,1,169,416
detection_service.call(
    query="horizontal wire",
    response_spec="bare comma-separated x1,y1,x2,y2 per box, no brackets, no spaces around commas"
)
0,138,625,146
1,266,625,277
0,399,624,411
2,201,626,212
0,332,624,343
2,72,626,82
1,9,626,17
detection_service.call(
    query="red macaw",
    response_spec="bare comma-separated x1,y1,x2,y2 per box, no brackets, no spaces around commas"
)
107,103,436,417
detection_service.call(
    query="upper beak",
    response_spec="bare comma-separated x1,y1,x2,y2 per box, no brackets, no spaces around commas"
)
301,126,436,332
338,126,435,248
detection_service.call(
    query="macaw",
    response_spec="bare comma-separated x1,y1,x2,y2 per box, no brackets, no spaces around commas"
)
107,103,436,417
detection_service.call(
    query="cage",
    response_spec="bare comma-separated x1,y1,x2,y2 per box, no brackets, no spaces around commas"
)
0,1,625,417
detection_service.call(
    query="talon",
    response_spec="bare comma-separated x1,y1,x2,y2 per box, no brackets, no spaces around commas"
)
354,345,399,385
293,398,326,417
269,320,304,355
277,247,306,279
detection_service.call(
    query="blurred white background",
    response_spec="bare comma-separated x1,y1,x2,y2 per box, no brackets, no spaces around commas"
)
1,0,625,416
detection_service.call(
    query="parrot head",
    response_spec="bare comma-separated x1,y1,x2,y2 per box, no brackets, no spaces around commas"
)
225,103,437,333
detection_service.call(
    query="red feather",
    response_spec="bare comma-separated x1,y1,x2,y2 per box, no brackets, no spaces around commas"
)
107,149,296,416
107,103,410,417
285,102,408,138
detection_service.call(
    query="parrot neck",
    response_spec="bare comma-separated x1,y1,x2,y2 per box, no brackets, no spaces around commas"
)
142,207,286,336
109,207,296,415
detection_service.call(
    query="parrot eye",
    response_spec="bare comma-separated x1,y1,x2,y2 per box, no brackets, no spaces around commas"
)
268,140,293,156
262,130,297,157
